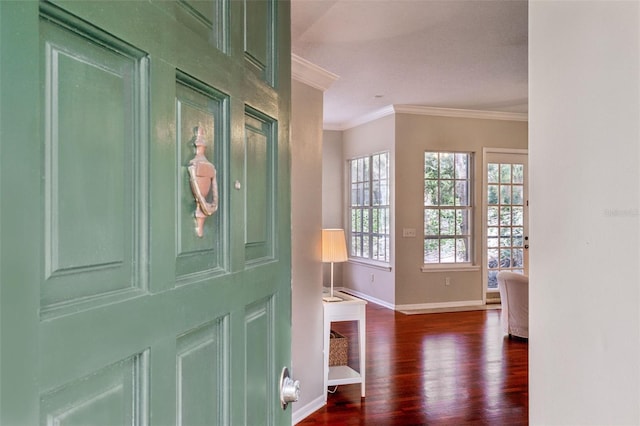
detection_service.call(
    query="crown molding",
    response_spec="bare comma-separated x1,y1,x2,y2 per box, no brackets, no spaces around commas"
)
393,104,528,122
291,54,339,92
322,124,346,131
332,105,396,131
327,104,528,131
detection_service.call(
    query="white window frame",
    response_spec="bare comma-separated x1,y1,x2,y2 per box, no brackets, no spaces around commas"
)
347,151,391,266
422,151,476,271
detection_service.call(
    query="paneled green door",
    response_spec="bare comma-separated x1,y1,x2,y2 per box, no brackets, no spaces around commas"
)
0,1,292,424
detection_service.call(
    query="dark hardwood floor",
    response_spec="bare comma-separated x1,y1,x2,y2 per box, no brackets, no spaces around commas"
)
298,303,528,425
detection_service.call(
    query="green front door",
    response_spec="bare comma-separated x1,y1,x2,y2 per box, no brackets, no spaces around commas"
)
0,1,292,424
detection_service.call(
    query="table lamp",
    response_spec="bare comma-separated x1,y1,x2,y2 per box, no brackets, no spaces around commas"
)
322,228,348,302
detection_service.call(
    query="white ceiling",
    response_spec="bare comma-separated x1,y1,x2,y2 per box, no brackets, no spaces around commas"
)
291,0,528,130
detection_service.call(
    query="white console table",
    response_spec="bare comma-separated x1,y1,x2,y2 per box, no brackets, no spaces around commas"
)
322,291,366,400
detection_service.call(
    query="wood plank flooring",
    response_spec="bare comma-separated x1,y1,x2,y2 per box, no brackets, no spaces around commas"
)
298,302,528,425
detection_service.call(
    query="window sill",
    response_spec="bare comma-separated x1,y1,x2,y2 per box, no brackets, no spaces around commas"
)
348,258,392,272
420,264,480,273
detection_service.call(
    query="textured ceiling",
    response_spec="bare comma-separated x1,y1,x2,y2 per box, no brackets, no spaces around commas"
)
291,0,528,129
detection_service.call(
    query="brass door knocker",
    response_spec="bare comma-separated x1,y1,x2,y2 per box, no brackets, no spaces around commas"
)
187,126,218,237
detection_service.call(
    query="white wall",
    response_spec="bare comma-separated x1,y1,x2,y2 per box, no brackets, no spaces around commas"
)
529,2,640,424
290,79,325,422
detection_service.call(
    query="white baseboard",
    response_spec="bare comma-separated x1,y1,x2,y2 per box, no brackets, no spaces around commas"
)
395,299,484,312
336,288,486,313
335,287,396,310
292,395,325,425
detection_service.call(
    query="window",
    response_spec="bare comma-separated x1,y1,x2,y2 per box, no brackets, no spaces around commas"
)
424,152,473,264
349,152,390,263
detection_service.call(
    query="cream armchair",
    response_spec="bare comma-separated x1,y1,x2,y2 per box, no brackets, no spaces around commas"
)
497,271,529,339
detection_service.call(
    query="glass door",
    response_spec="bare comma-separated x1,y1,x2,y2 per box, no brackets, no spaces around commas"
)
483,150,528,297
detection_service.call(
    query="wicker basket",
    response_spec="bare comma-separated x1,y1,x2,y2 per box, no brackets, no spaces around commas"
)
329,330,348,366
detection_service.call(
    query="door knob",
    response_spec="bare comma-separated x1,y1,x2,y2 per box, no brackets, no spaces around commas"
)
279,367,300,410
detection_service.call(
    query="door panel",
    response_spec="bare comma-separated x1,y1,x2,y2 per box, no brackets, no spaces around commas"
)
0,0,291,424
244,109,275,264
245,296,275,425
40,351,148,426
172,0,228,52
175,75,227,281
176,316,229,425
40,4,148,316
244,0,276,85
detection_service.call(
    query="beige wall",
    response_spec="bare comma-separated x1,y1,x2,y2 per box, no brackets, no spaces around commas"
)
322,130,343,229
394,114,527,306
290,79,325,419
333,112,527,308
322,130,346,286
341,115,396,306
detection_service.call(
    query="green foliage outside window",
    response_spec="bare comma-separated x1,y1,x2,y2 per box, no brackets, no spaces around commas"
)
349,152,390,262
424,152,473,264
486,161,526,288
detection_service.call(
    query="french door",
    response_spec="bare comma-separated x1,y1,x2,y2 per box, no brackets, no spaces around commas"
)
0,1,292,424
483,149,528,298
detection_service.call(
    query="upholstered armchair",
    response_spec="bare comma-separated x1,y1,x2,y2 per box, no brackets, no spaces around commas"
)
497,271,529,339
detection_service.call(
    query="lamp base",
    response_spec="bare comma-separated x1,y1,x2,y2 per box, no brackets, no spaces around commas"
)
322,295,343,302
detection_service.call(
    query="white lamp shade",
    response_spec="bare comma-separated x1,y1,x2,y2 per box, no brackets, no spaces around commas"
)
321,229,348,263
